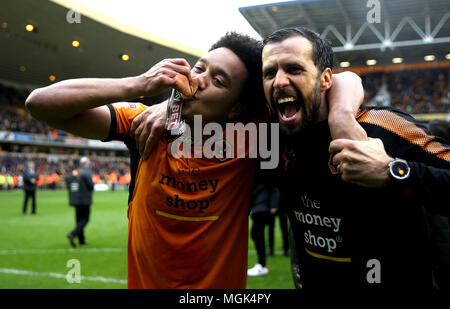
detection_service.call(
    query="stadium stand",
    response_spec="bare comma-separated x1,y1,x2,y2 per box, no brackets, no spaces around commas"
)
240,0,450,122
0,152,130,190
0,83,64,135
0,82,131,191
362,67,449,114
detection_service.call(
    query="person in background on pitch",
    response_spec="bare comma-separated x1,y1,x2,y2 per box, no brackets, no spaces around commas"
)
267,195,290,258
247,169,281,277
65,156,94,247
22,161,38,215
109,171,118,192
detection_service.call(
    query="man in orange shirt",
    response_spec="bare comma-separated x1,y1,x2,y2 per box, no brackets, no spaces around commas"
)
26,32,363,288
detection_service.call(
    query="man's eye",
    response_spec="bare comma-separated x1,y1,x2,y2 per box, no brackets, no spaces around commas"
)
212,77,224,87
193,66,204,72
287,67,303,74
263,70,276,79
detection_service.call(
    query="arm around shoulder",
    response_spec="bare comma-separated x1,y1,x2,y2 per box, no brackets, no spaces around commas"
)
327,71,368,141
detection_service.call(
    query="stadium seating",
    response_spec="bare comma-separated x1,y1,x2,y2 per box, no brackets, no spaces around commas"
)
0,152,130,190
0,83,131,190
361,68,449,114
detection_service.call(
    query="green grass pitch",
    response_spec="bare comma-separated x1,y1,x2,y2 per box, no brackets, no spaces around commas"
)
0,190,294,289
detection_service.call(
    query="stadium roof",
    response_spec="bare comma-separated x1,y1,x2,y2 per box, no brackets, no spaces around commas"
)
2,0,448,89
0,0,203,90
240,0,450,68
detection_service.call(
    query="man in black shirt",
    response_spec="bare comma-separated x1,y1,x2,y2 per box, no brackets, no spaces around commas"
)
66,157,94,247
22,161,38,215
248,170,281,277
262,26,450,289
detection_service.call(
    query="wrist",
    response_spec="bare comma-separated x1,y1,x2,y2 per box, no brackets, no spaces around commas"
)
328,112,367,140
123,76,146,98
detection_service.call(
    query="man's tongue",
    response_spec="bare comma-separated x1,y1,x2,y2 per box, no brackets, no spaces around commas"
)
281,102,298,118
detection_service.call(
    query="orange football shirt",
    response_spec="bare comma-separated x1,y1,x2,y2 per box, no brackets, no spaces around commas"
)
111,102,258,288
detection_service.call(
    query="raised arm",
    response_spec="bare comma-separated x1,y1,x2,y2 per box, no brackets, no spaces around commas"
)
26,77,139,140
25,58,192,140
327,71,368,141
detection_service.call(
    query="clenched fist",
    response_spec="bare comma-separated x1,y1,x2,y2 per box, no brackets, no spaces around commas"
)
329,137,394,187
137,58,193,97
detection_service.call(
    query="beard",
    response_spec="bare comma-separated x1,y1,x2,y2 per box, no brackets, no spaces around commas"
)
280,78,323,136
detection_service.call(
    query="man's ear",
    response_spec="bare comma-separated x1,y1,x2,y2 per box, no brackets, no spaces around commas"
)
227,102,245,121
320,68,332,92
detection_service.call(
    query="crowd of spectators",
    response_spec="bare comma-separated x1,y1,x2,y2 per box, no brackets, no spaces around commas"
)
361,67,450,114
0,83,130,190
0,153,130,190
0,84,64,135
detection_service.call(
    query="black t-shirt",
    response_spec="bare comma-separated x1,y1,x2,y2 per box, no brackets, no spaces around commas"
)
281,106,450,289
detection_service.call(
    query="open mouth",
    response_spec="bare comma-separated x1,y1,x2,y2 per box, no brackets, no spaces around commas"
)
276,96,301,121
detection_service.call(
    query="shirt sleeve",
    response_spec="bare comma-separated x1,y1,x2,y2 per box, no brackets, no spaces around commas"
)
104,102,147,141
406,160,450,216
390,112,450,214
358,107,450,216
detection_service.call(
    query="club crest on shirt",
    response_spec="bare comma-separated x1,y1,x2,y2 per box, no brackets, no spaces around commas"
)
211,138,233,163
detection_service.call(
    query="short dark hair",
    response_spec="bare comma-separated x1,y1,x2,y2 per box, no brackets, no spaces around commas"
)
209,32,266,120
263,26,334,73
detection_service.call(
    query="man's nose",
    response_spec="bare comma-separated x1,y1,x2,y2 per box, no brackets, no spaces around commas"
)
193,73,208,91
273,71,289,89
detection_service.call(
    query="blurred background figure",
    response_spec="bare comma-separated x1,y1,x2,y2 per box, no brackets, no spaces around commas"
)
109,170,118,192
248,172,281,277
22,161,38,215
65,156,94,247
267,202,290,258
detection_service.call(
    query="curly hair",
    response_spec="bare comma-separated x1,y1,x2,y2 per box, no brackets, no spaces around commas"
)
209,32,266,120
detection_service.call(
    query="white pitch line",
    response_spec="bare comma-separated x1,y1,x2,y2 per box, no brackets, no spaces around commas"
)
0,248,126,255
0,268,127,285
